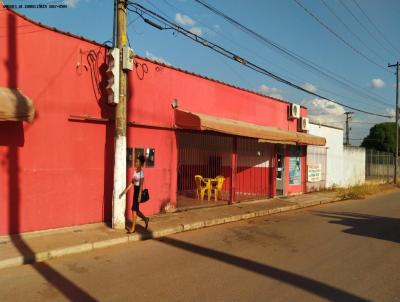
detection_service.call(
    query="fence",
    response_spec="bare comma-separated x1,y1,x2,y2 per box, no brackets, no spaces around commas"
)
177,132,232,208
365,149,397,181
177,131,274,208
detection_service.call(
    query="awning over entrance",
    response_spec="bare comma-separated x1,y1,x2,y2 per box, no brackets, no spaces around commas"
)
0,87,35,122
174,109,326,146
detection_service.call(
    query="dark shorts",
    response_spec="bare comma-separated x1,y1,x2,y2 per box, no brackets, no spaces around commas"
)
132,185,140,212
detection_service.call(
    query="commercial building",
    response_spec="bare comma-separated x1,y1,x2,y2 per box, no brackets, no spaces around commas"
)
0,8,325,235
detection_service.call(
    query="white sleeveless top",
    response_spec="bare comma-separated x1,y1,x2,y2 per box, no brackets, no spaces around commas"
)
133,169,144,186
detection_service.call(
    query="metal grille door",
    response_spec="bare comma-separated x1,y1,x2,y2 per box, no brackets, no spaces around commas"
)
306,146,327,191
177,132,232,207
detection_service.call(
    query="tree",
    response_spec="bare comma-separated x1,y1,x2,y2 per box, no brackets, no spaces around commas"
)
361,122,398,154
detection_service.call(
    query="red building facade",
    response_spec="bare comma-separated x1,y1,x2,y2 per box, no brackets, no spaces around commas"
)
0,9,324,235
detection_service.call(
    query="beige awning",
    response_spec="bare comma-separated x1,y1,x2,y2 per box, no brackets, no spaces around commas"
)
174,109,326,146
0,87,35,122
258,139,296,145
296,132,326,146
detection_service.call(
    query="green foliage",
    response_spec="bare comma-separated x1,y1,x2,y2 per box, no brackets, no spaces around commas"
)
361,122,398,154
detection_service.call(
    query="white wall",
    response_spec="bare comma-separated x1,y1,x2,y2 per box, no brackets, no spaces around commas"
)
342,146,366,186
308,123,365,187
308,123,344,187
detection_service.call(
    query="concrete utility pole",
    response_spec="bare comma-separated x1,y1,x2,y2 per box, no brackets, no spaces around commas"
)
112,0,128,229
112,0,117,47
388,62,399,184
344,112,353,146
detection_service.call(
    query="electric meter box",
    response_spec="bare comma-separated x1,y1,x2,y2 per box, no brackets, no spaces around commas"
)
122,46,134,71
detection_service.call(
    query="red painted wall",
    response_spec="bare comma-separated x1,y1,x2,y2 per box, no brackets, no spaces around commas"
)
128,59,307,132
0,9,308,234
125,127,177,217
236,167,273,198
0,10,114,234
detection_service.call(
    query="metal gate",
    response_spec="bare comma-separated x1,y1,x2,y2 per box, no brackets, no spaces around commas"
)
177,132,275,208
236,137,274,201
306,146,327,192
177,131,232,208
366,149,395,181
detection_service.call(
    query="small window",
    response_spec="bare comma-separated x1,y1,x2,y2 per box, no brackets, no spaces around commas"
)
127,147,133,167
145,148,155,167
277,153,283,179
134,148,144,159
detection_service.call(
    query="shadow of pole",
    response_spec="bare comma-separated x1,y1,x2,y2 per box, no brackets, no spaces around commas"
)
156,236,370,302
85,47,115,225
6,11,97,302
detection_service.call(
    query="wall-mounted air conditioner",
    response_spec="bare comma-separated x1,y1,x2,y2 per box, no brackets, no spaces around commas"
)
289,103,301,119
300,117,309,131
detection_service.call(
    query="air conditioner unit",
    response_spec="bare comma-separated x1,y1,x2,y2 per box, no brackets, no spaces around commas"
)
300,117,309,131
289,103,301,119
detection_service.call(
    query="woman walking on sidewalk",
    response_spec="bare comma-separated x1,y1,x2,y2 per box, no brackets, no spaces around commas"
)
119,155,149,233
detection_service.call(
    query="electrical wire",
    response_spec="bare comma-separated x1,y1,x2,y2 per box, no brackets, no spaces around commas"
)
338,0,397,58
128,2,392,117
193,0,393,108
159,0,302,80
127,2,393,118
319,0,386,62
157,0,306,91
323,121,388,125
293,0,390,73
352,0,400,57
158,0,386,110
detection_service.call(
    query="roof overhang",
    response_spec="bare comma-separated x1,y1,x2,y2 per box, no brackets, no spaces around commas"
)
174,109,326,146
0,87,35,122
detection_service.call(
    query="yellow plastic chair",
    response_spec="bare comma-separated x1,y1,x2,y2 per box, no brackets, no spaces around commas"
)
212,176,225,201
195,175,211,201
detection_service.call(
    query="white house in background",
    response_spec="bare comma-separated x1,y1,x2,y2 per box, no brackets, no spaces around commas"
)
308,122,365,188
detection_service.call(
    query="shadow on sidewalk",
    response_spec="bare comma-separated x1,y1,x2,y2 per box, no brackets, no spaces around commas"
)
312,211,400,244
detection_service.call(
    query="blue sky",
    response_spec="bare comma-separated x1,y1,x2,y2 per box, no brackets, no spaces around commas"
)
5,0,400,144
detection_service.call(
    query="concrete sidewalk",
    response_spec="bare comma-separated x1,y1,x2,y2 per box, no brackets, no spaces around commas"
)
0,192,338,270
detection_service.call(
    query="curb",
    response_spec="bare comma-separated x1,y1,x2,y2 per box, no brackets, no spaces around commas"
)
0,197,337,270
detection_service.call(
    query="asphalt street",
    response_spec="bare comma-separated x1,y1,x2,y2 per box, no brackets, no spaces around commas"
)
0,190,399,302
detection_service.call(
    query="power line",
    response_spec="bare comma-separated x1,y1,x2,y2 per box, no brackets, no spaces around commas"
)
319,0,386,62
158,0,354,101
326,121,387,125
193,0,393,108
293,0,390,73
159,0,314,84
344,111,354,145
158,0,304,82
128,2,393,118
338,0,397,58
127,2,393,118
352,0,400,57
